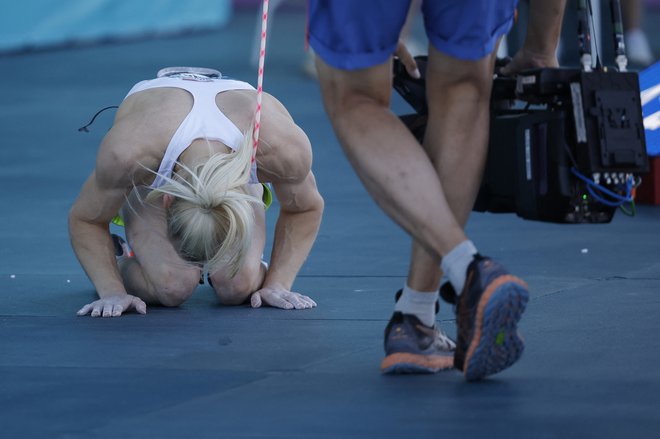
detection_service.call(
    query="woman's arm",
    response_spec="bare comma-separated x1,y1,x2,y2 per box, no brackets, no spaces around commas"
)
264,170,324,292
68,122,151,316
69,170,130,299
250,95,324,308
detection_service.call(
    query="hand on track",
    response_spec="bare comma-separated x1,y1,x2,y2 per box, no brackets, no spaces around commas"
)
250,286,316,310
77,294,147,317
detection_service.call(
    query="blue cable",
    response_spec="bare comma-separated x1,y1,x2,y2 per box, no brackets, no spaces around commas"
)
586,184,628,207
570,167,634,207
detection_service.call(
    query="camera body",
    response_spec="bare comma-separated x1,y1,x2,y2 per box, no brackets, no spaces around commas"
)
393,57,649,223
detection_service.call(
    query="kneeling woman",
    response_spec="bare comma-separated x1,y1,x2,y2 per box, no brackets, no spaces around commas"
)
70,68,324,317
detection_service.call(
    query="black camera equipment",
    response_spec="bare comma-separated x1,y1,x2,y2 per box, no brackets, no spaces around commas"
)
393,0,649,223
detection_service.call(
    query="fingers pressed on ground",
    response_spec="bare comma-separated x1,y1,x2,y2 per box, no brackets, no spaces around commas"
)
271,295,293,309
77,304,91,316
293,301,306,310
297,295,316,308
111,305,123,317
133,298,147,314
287,294,305,309
251,292,262,308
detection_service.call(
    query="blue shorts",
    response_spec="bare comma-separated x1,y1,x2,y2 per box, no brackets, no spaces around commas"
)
308,0,518,71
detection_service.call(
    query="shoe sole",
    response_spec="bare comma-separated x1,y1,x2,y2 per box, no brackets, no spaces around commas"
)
381,352,454,374
463,275,529,381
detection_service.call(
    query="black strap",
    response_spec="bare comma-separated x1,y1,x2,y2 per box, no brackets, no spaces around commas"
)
78,105,119,132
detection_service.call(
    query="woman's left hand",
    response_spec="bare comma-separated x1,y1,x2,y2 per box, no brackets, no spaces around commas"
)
250,286,317,310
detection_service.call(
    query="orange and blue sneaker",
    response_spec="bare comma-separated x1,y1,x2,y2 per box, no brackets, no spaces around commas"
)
380,304,455,374
453,254,529,381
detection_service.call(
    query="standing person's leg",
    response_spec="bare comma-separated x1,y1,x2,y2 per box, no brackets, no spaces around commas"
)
311,0,529,380
406,44,499,292
310,0,462,374
399,44,502,374
404,44,499,326
311,15,467,261
315,59,466,255
370,0,526,378
314,57,461,373
419,0,529,381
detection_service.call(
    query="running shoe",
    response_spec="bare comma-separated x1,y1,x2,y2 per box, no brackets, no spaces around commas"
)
454,255,529,381
381,305,455,374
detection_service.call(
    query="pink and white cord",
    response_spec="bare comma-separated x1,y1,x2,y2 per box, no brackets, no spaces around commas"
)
252,0,270,163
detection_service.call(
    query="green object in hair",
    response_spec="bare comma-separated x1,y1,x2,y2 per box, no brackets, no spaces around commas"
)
111,215,125,227
262,183,273,210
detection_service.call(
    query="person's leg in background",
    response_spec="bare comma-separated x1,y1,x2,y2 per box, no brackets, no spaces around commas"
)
622,0,655,66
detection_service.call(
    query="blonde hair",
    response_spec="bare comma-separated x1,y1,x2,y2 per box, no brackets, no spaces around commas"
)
146,126,262,277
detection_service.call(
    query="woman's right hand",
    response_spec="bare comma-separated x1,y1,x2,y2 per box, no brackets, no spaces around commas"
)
77,294,147,317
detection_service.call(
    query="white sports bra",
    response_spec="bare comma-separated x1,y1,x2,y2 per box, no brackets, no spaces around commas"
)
124,74,257,188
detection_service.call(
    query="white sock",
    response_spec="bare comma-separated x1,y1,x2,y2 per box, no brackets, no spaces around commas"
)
440,240,478,296
394,284,439,327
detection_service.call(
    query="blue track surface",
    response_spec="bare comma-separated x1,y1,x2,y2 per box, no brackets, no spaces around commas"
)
1,8,660,439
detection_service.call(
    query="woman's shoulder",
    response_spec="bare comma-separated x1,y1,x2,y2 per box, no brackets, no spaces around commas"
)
94,106,173,188
119,86,193,121
112,88,191,152
256,125,312,185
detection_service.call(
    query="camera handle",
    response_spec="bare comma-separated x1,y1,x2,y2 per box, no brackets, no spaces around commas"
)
577,0,594,72
608,0,628,72
578,0,630,73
